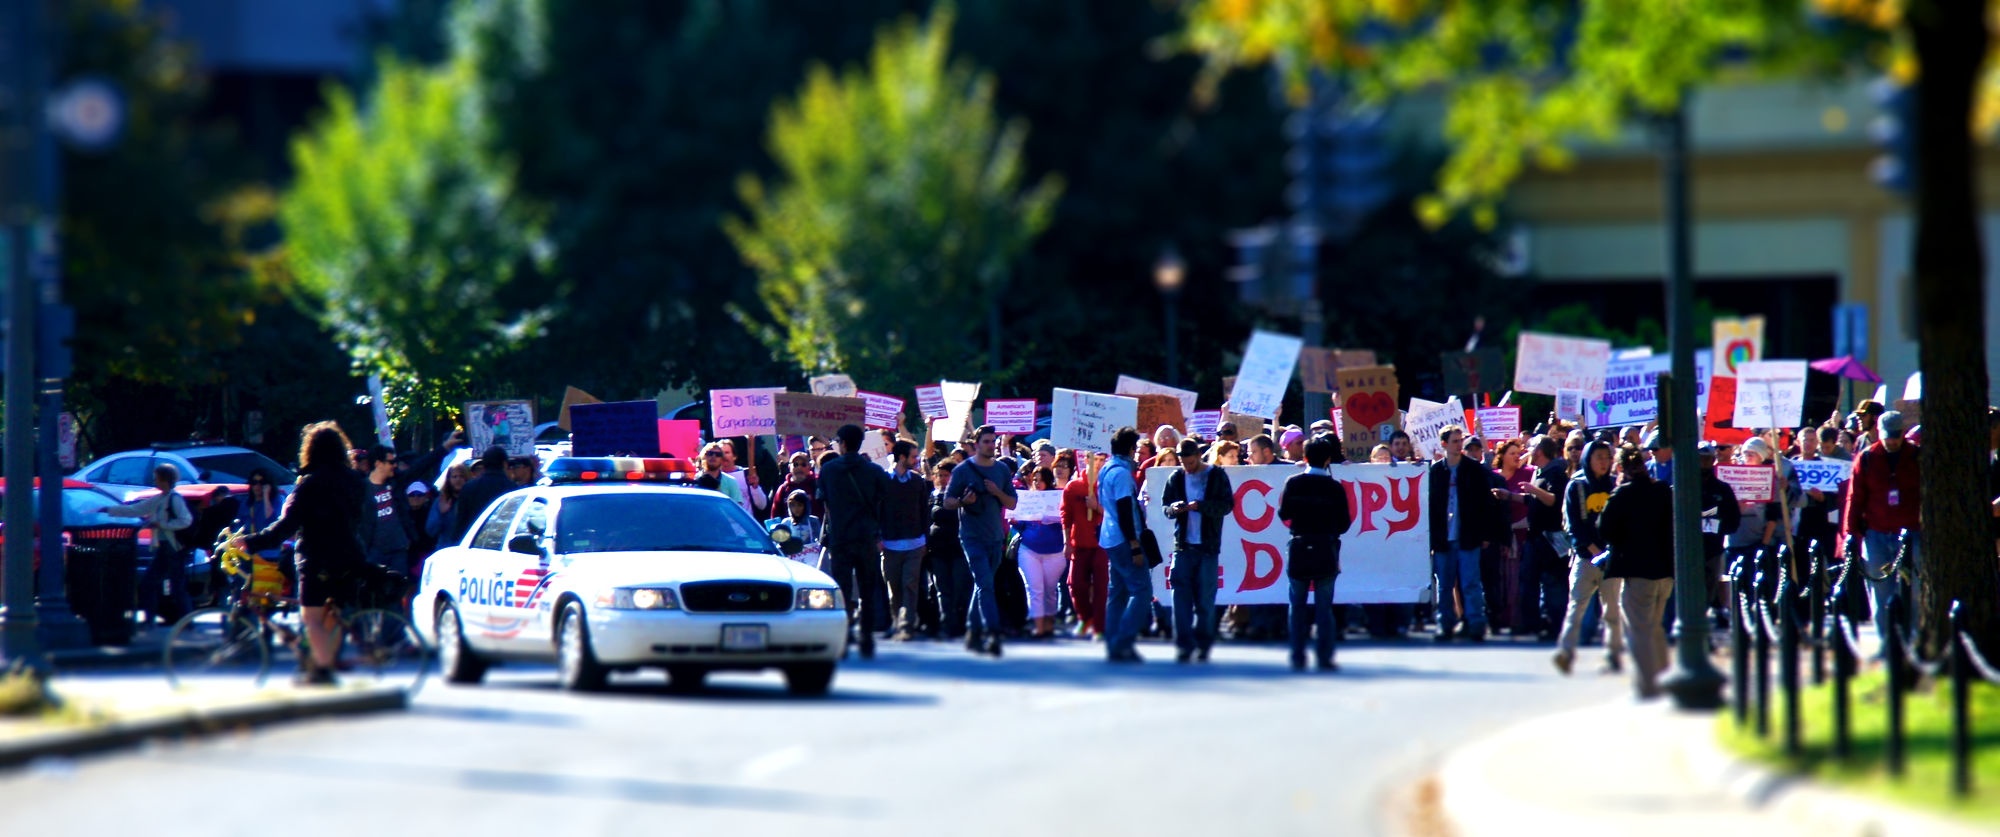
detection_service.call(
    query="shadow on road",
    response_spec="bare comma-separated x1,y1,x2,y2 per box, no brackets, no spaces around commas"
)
834,642,1543,691
462,665,939,707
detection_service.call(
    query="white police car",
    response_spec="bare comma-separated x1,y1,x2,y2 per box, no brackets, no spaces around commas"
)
413,457,849,694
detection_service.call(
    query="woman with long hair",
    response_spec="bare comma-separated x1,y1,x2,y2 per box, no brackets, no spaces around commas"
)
425,463,470,546
234,470,285,557
230,421,371,684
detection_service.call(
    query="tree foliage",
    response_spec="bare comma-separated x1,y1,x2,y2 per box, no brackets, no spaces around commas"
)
723,7,1062,393
279,56,552,425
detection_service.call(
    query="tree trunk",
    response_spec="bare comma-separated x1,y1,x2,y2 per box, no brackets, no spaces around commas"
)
1907,0,1996,658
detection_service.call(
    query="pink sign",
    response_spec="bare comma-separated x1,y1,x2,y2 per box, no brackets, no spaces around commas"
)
1715,464,1776,504
858,391,905,431
985,399,1037,434
1475,406,1521,442
657,419,703,461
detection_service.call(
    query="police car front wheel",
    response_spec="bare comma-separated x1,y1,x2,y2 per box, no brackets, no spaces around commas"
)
557,602,609,692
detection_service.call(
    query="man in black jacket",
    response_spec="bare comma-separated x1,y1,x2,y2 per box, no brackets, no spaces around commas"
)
818,424,890,658
357,444,419,576
453,447,518,544
879,440,931,642
1163,438,1235,664
1600,445,1676,699
1697,443,1743,625
1429,425,1500,642
1279,435,1352,671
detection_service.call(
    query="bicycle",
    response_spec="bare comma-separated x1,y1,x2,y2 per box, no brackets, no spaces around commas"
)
163,528,433,694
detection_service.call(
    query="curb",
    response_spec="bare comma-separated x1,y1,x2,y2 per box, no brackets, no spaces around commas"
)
46,645,185,672
0,686,407,769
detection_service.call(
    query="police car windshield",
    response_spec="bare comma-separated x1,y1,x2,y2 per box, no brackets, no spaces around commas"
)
556,493,780,556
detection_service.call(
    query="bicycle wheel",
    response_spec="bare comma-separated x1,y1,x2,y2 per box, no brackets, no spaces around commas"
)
164,607,271,690
335,608,433,696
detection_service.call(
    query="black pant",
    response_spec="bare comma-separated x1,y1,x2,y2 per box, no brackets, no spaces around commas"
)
828,543,883,650
928,536,969,637
1522,534,1568,634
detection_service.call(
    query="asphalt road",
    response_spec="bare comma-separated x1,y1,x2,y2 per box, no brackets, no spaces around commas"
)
0,636,1627,836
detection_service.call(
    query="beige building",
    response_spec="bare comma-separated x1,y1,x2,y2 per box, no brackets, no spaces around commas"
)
1505,79,2000,408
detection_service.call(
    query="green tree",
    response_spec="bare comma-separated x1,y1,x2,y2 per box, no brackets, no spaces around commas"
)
724,6,1061,393
1180,0,1997,651
278,56,552,428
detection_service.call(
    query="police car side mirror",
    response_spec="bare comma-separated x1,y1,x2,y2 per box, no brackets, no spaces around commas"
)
507,533,542,556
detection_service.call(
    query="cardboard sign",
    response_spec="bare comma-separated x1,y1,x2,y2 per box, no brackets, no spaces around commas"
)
1050,388,1139,453
1440,348,1507,396
710,387,785,438
1716,464,1776,504
857,391,904,432
1336,365,1400,465
809,374,858,398
569,400,660,457
1008,489,1063,523
1513,332,1613,397
1229,331,1304,420
1135,394,1187,436
1406,397,1466,459
1298,348,1378,395
985,399,1037,434
557,386,602,431
1188,410,1222,441
773,393,868,439
1476,406,1521,442
1790,459,1851,492
1555,389,1586,423
1597,350,1713,426
1114,375,1198,418
1732,360,1809,430
1143,464,1431,605
466,400,535,457
656,419,703,461
1711,316,1765,379
915,384,948,420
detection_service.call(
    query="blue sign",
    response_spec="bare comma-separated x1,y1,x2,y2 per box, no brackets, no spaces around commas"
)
569,401,663,457
1832,303,1869,359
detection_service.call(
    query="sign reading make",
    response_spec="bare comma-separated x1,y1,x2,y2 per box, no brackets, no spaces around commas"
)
710,387,785,438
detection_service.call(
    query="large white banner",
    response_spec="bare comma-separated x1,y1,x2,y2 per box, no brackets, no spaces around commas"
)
1142,463,1431,605
1229,331,1304,420
1596,349,1714,426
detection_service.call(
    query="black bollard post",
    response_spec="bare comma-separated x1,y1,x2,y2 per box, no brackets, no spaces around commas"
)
1780,576,1801,758
1753,565,1771,739
1810,540,1827,685
1950,601,1971,799
1731,556,1750,727
1832,604,1852,760
1886,603,1906,779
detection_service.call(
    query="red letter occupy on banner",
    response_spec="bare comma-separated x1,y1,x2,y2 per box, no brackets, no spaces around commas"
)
1386,475,1423,536
1239,541,1282,592
1233,479,1275,533
1357,481,1388,532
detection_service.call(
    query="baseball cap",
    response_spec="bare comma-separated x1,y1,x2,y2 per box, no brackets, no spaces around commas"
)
1643,429,1665,450
1879,410,1908,437
406,481,431,496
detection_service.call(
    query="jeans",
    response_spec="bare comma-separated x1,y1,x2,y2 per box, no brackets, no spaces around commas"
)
1861,529,1917,648
1068,544,1108,634
1432,542,1487,635
1522,534,1568,634
828,543,884,649
881,545,926,633
1558,558,1624,658
1103,540,1152,659
1290,575,1338,665
1619,577,1674,698
961,536,1004,638
1169,549,1220,654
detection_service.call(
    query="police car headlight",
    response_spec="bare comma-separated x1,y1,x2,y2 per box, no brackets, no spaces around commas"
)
608,587,679,610
795,588,841,610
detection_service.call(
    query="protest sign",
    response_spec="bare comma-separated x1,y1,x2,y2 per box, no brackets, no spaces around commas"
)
569,401,660,456
466,400,534,457
1229,331,1304,420
710,387,784,438
1513,332,1613,397
1903,371,1922,402
656,419,703,461
1595,350,1713,426
1135,394,1186,436
1008,489,1063,523
1712,316,1765,379
773,393,868,439
1703,376,1753,446
915,384,948,420
1406,397,1466,458
856,391,905,431
1298,348,1339,394
1051,388,1139,452
1188,410,1222,441
1114,375,1198,417
557,386,602,431
1143,463,1430,605
1555,389,1586,423
985,399,1037,434
1440,348,1507,396
935,381,982,447
1790,459,1851,493
1731,360,1808,430
1476,406,1521,442
808,374,858,398
1715,464,1776,504
1336,366,1400,464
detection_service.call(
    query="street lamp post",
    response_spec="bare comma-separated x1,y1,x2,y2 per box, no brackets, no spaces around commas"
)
1155,246,1185,387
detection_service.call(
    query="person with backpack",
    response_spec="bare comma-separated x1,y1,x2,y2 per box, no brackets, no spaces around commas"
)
97,463,196,624
818,424,890,659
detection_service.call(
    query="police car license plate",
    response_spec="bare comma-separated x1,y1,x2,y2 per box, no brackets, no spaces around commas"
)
722,624,768,652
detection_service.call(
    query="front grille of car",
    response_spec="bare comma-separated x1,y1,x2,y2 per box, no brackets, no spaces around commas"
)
678,581,793,613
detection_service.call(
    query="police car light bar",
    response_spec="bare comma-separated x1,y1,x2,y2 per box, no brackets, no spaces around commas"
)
543,457,697,485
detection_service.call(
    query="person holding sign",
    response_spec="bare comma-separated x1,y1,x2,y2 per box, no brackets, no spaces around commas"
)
1278,435,1352,673
1795,426,1849,555
945,425,1019,658
1163,438,1236,664
1015,468,1067,640
1061,450,1108,640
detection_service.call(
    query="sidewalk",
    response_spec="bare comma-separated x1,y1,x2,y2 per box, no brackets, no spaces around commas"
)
1431,698,1994,837
0,676,406,768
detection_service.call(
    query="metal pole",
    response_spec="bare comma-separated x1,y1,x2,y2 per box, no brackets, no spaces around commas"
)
2,225,38,668
1301,298,1328,426
1163,289,1179,388
1658,93,1725,710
